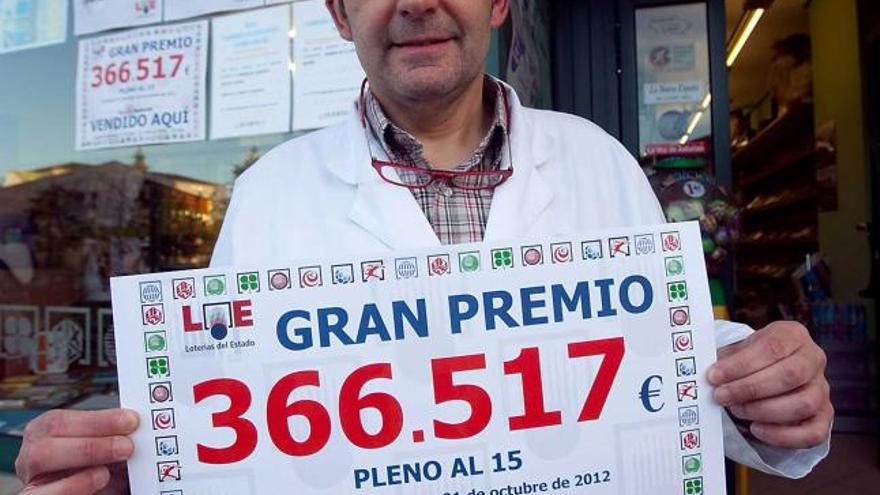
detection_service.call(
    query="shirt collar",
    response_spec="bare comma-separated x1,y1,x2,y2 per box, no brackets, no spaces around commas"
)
363,76,509,170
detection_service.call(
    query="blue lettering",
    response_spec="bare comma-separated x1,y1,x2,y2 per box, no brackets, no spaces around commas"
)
354,469,369,489
520,286,549,326
318,307,353,347
449,294,479,334
393,300,428,339
551,282,592,322
276,310,313,351
595,278,618,318
356,304,390,344
620,275,653,314
483,290,519,330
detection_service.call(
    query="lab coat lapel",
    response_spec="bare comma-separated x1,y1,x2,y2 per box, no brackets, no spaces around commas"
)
340,114,441,250
332,84,555,250
484,86,555,242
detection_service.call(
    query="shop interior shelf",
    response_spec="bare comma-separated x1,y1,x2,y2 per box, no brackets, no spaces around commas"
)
738,238,818,248
742,191,819,216
732,103,815,169
740,145,817,190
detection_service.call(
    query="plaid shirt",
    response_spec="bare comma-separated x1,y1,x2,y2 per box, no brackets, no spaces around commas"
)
364,78,509,245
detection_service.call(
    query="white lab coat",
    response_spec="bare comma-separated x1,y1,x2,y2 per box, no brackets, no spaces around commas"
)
212,82,829,478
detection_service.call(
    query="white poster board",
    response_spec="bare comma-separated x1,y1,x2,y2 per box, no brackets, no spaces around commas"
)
75,21,208,150
163,0,264,22
112,222,726,495
291,0,365,131
210,5,293,139
0,0,67,54
74,0,163,36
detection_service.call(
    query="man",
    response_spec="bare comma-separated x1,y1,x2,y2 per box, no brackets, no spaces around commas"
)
15,1,832,493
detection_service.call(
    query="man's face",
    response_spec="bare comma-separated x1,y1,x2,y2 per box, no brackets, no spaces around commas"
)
327,0,509,101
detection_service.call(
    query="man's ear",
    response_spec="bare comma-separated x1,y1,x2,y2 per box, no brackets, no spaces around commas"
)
490,0,511,29
325,0,354,41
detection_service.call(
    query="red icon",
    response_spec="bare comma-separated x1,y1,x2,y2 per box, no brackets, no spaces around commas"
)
152,409,175,430
677,381,698,401
157,461,181,482
362,261,385,282
551,243,572,263
429,256,450,276
609,237,630,257
173,279,194,300
299,267,322,288
142,305,164,325
522,247,543,266
671,307,691,326
150,382,173,403
662,232,682,252
681,430,700,450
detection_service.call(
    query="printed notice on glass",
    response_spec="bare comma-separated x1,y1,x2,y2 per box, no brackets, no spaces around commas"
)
291,0,365,131
210,5,292,140
164,0,264,22
74,0,163,36
75,21,208,151
0,0,67,54
112,222,726,495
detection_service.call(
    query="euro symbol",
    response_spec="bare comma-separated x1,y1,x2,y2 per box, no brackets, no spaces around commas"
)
639,375,664,412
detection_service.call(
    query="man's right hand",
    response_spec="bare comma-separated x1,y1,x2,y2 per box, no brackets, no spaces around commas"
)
15,409,138,495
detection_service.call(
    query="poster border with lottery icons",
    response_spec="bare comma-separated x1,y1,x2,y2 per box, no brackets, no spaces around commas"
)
111,221,726,495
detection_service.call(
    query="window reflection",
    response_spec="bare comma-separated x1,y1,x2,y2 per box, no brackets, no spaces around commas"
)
0,149,228,307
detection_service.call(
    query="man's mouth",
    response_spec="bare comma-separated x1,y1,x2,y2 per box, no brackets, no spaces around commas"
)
392,37,454,49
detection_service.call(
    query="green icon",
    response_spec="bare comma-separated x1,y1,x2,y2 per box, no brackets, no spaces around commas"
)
668,282,688,302
492,248,513,269
683,455,702,475
459,252,481,273
684,477,703,495
205,275,226,296
147,357,170,378
238,272,259,293
666,256,685,277
145,331,167,352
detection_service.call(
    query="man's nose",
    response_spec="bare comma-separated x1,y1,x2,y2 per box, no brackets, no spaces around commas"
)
397,0,438,19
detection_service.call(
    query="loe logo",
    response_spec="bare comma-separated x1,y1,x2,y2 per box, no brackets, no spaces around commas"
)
182,300,254,340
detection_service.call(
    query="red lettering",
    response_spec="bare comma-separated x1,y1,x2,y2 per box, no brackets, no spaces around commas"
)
233,300,254,327
182,305,204,332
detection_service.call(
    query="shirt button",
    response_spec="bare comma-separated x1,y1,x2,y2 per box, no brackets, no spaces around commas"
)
439,185,454,198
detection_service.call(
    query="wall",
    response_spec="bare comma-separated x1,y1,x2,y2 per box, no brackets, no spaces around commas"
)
810,0,873,304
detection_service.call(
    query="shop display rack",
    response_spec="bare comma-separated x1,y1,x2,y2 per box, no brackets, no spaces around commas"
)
732,102,878,432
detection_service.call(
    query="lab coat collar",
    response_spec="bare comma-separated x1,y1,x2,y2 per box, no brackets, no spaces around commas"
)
333,79,555,249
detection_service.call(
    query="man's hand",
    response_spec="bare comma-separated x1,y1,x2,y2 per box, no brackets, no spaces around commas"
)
708,321,833,449
15,409,137,495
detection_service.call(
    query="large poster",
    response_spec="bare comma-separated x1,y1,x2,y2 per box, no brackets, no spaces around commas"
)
210,5,292,140
0,0,67,54
635,4,713,158
292,0,365,131
75,21,208,150
73,0,163,36
164,0,264,22
111,222,726,495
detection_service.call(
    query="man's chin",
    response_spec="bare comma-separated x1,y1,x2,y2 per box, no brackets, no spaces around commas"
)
390,67,465,101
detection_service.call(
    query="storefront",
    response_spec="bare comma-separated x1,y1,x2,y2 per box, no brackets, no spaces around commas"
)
0,0,877,492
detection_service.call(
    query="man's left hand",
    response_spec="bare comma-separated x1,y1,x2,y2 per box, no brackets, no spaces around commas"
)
708,321,833,449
